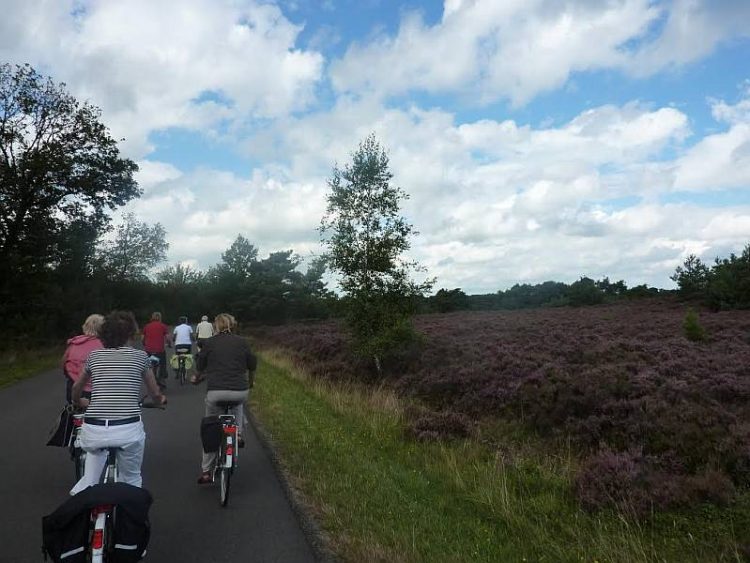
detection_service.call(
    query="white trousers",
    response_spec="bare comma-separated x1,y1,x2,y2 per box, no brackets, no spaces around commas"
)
70,420,146,495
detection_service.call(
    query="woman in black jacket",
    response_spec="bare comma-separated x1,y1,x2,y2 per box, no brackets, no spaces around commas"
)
193,313,257,484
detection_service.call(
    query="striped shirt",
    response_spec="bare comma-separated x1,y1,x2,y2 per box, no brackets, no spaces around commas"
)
83,347,149,419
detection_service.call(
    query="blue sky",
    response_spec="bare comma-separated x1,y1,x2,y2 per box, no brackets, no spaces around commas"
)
2,0,749,292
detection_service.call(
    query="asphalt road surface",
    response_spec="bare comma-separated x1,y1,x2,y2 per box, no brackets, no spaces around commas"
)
0,365,317,562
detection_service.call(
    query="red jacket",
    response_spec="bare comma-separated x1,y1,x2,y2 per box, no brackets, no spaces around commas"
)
63,335,103,391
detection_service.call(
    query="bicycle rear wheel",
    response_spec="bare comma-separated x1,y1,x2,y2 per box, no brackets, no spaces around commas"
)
220,467,231,507
179,363,186,385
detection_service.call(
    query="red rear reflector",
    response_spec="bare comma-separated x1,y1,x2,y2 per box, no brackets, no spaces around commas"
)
223,426,236,435
74,418,83,427
92,529,103,549
226,446,234,456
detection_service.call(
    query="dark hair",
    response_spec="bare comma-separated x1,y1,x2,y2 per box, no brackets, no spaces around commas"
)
100,311,138,348
179,316,188,324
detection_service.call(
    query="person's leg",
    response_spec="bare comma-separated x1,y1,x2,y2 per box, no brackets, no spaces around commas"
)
229,391,249,441
157,351,167,388
117,435,145,487
201,392,222,474
70,447,106,495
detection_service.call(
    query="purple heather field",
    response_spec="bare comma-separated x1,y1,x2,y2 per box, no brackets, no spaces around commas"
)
252,298,750,513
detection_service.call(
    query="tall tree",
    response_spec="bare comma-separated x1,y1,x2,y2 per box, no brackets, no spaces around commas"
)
156,263,204,286
671,254,710,298
320,134,433,369
97,213,168,281
217,234,258,280
0,63,139,275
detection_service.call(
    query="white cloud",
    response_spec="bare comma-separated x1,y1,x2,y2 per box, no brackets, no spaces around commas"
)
0,0,324,157
675,93,750,191
330,0,748,106
136,95,748,292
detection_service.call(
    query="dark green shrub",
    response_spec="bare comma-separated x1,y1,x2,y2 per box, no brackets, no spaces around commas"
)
683,308,706,341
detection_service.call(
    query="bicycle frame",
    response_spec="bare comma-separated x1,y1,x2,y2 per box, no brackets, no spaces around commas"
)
89,447,119,563
219,415,238,470
215,408,239,507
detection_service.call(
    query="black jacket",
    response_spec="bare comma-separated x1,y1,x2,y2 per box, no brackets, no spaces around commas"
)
196,332,257,391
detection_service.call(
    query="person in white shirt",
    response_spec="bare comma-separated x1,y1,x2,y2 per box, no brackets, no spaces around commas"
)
173,316,194,355
195,315,214,351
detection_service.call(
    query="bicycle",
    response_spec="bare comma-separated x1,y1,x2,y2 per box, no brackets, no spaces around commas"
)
174,350,191,386
214,400,242,507
86,399,165,562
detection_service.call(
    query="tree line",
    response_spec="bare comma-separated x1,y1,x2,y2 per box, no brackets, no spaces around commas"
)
2,63,748,354
670,247,750,310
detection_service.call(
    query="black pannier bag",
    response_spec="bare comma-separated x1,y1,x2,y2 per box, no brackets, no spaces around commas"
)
42,483,152,563
201,415,223,453
46,404,75,448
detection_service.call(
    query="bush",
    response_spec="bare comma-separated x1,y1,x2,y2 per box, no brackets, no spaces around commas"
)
405,410,473,441
683,308,706,341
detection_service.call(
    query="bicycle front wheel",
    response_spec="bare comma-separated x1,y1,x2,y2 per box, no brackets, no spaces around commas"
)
220,467,231,507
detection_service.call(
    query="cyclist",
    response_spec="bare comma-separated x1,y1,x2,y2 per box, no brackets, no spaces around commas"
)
142,312,171,390
62,314,104,406
173,316,194,356
70,310,166,496
195,314,214,350
193,313,256,484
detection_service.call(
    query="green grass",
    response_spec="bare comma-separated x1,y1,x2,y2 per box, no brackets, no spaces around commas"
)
0,346,62,389
251,349,749,563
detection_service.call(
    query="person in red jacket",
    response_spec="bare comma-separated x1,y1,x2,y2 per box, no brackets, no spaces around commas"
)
142,312,172,390
62,314,104,405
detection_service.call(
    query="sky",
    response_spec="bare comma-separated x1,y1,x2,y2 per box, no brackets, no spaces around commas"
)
2,0,749,294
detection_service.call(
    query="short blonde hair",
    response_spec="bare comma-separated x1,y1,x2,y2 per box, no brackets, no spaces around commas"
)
151,312,162,321
82,314,104,336
214,313,237,333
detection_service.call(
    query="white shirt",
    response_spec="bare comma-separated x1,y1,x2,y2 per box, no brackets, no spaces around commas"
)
173,323,193,346
196,320,214,339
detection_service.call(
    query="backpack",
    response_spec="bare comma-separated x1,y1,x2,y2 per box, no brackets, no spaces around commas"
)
42,483,152,563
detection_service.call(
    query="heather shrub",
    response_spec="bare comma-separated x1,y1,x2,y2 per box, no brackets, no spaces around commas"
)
405,410,473,441
575,448,648,513
683,308,706,341
253,298,750,513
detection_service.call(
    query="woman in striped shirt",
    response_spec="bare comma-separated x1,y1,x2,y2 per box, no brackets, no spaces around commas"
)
70,311,166,495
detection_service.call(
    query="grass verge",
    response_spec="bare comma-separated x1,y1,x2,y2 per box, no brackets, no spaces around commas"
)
251,349,749,563
0,346,62,389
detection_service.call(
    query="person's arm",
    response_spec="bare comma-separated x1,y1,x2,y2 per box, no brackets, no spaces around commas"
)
143,366,166,404
196,345,208,373
72,368,91,408
246,345,257,387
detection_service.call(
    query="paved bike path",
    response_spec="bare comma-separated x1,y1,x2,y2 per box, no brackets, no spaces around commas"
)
0,368,317,562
